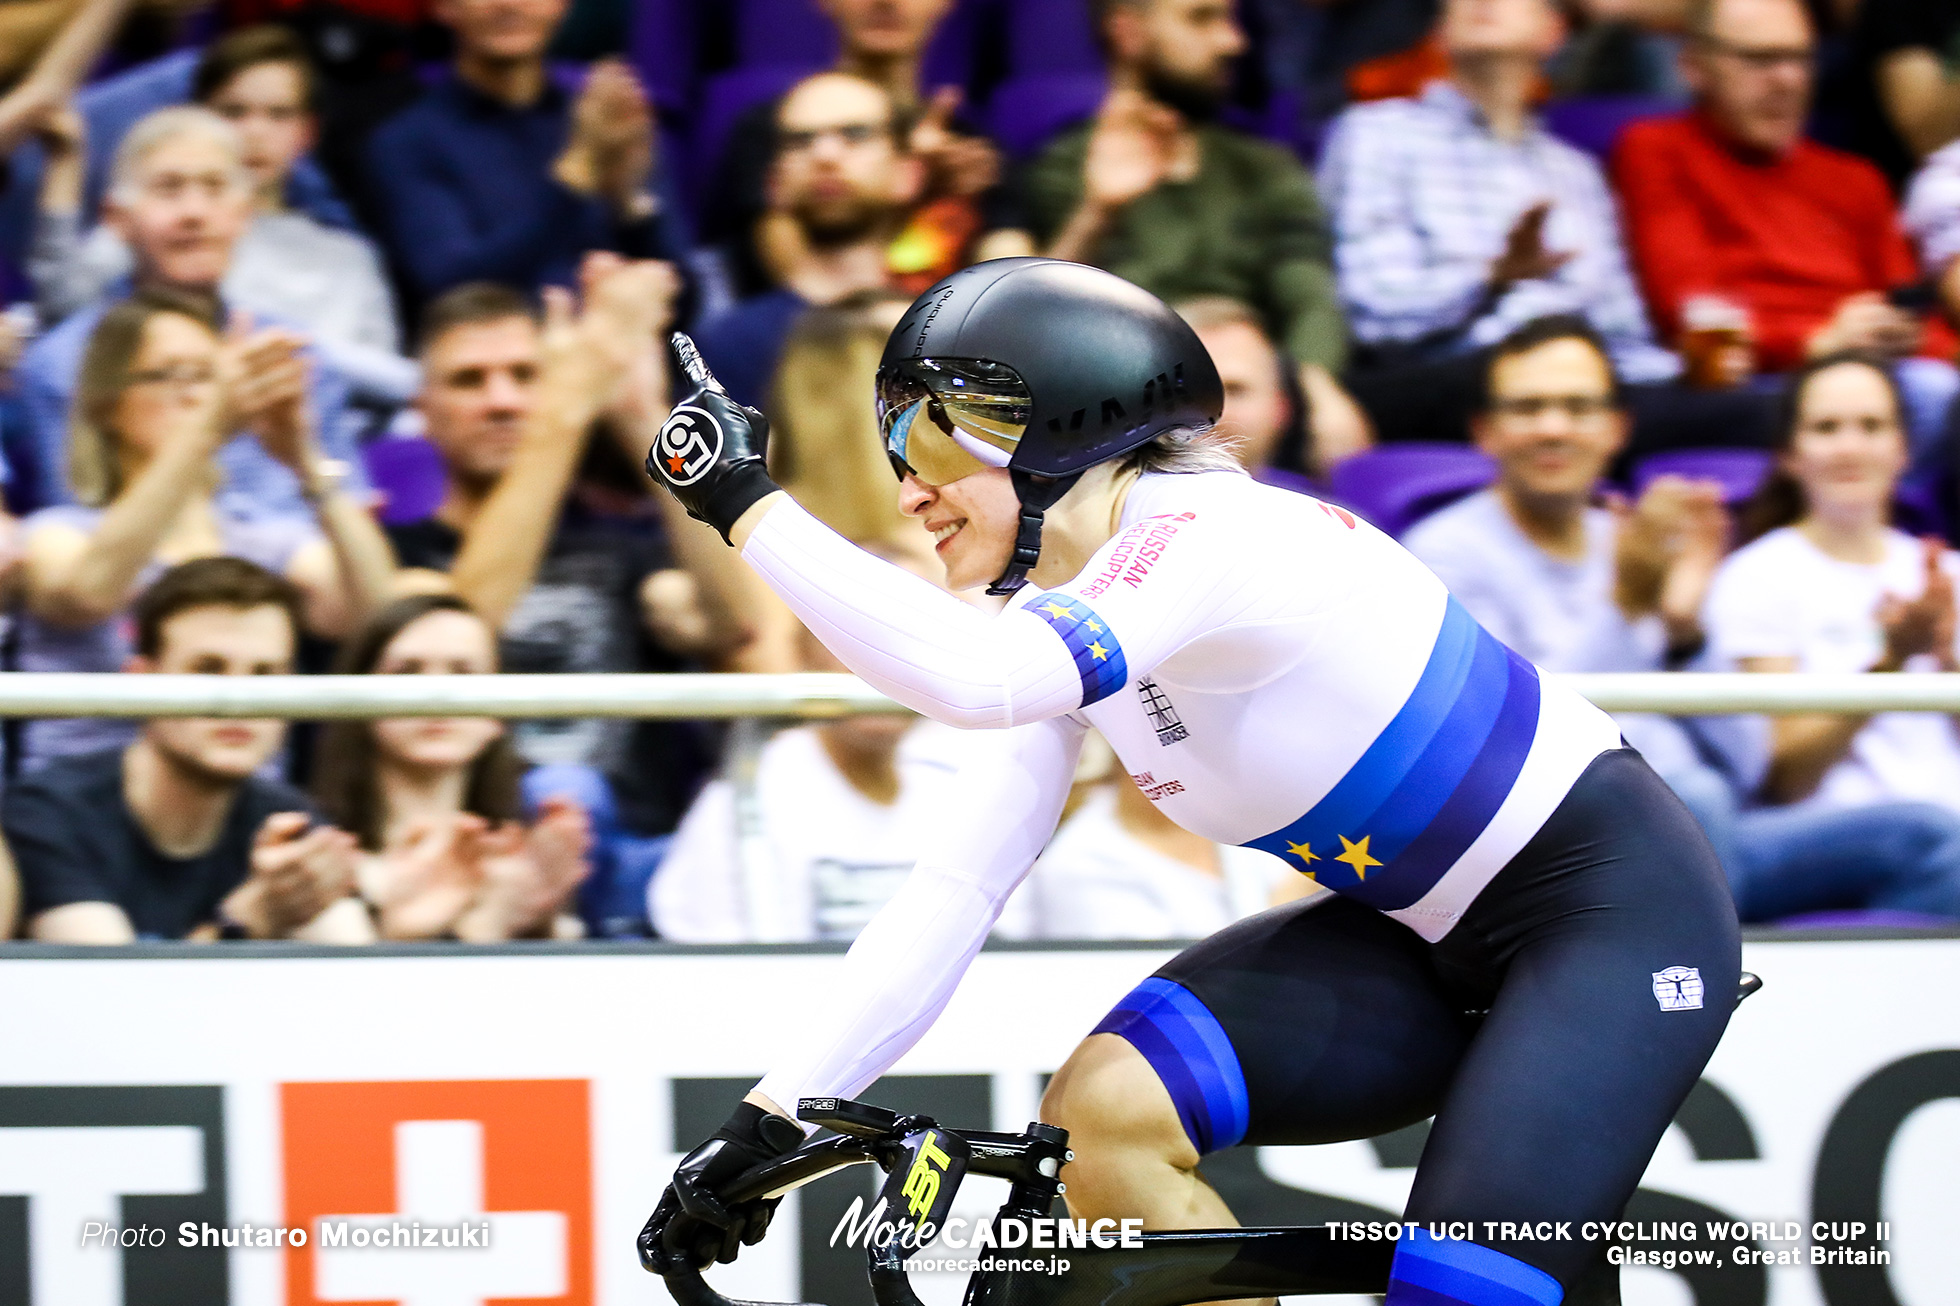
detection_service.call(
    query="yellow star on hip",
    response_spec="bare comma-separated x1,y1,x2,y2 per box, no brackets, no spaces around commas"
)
1039,602,1075,621
1334,834,1382,880
1088,642,1111,661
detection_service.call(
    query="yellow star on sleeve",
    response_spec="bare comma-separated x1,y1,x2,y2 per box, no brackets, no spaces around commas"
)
1088,641,1111,661
1334,834,1383,880
1284,839,1319,865
1039,601,1075,621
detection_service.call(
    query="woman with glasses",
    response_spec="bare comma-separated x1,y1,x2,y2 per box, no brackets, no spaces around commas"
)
641,259,1742,1306
15,286,395,764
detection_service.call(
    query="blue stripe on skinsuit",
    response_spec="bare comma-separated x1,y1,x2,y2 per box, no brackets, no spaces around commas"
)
1025,592,1129,705
1243,599,1480,871
1247,602,1541,909
1091,978,1250,1153
1390,1229,1563,1306
1369,650,1541,908
1346,623,1513,863
1292,598,1482,838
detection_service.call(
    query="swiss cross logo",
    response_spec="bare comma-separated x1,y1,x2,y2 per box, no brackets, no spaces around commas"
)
281,1080,592,1306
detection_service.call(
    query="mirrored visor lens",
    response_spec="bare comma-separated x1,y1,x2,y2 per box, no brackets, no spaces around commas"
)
877,361,1030,485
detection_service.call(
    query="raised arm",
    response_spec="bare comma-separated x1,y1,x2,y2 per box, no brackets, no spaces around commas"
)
231,328,397,636
0,0,132,152
740,497,1087,727
647,336,1083,725
448,259,676,628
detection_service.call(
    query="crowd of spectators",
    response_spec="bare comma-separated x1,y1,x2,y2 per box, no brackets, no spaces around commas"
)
3,0,1960,945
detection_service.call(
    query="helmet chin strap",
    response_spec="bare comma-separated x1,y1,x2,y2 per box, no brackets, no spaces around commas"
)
989,469,1083,596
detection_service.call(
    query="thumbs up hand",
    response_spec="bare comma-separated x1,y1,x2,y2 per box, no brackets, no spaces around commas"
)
647,333,780,544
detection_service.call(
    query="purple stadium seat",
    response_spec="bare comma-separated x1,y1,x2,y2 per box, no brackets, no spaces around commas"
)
987,73,1106,157
364,437,447,527
1327,444,1497,539
1006,0,1103,75
731,0,984,80
737,0,839,70
1631,448,1773,505
1893,479,1947,539
632,0,698,114
919,0,989,94
1542,94,1678,160
691,65,811,196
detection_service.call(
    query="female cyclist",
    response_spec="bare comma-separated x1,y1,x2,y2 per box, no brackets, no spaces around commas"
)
639,259,1740,1306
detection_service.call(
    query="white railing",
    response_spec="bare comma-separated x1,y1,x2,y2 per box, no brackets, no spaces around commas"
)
0,671,1958,717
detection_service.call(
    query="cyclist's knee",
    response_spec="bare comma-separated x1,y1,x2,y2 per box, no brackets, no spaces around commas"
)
1043,1034,1198,1193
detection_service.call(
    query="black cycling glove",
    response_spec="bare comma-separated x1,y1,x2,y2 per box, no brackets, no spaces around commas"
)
638,1101,805,1274
646,332,780,544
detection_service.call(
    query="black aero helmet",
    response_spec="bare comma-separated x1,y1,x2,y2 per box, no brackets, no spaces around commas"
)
877,258,1223,594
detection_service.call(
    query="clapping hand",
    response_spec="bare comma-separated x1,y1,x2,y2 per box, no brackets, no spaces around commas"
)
456,798,593,941
537,255,682,427
1082,88,1182,215
910,87,1001,200
224,812,360,938
221,313,315,471
1809,292,1923,361
368,813,491,940
1491,201,1575,290
1876,536,1957,670
1612,475,1729,647
558,59,657,216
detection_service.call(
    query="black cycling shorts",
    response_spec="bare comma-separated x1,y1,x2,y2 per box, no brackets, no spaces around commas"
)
1090,748,1742,1289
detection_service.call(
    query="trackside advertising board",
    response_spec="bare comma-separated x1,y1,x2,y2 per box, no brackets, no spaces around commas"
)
0,936,1954,1306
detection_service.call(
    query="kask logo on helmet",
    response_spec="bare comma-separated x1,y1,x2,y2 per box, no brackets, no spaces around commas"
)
657,405,725,486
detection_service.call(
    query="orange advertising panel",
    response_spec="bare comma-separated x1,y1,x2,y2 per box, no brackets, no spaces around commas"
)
281,1079,593,1306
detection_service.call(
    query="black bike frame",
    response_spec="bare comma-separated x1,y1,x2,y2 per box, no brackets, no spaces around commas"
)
661,1100,1394,1306
659,979,1760,1306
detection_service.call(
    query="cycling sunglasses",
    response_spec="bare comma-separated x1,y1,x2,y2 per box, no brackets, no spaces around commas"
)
876,358,1032,485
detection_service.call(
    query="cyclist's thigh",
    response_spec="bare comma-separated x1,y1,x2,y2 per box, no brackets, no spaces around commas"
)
1094,894,1478,1155
1409,749,1741,1286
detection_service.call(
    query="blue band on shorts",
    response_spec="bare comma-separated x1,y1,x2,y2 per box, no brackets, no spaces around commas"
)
1389,1229,1563,1306
1024,591,1128,706
1090,977,1248,1154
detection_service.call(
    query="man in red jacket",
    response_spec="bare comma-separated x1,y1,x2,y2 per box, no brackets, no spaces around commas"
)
1611,0,1954,438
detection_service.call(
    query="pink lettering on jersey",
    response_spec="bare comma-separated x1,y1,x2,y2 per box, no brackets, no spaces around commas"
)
1129,770,1187,800
1081,513,1197,599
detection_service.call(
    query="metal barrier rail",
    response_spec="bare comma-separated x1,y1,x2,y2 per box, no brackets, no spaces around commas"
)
0,671,1959,717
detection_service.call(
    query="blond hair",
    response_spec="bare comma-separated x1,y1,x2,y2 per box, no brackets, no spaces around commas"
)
1119,425,1247,476
767,294,916,545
